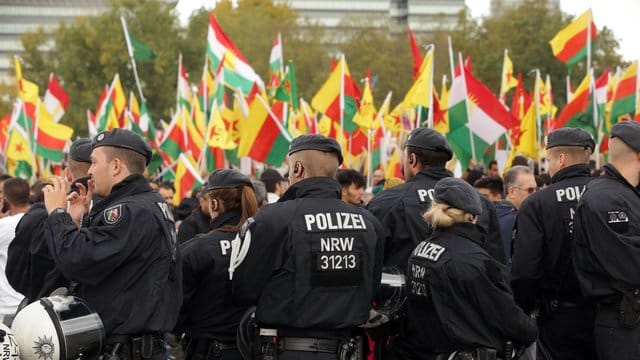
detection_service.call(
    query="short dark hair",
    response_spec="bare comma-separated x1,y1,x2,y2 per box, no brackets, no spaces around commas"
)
406,146,450,168
511,155,529,167
335,169,366,189
159,181,175,193
3,178,30,207
260,169,285,193
488,160,498,168
103,147,146,174
464,169,485,186
0,174,12,182
474,176,504,197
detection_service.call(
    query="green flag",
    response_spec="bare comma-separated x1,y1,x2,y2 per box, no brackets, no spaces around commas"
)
128,32,156,61
274,61,299,111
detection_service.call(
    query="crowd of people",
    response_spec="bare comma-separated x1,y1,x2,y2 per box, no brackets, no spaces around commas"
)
0,121,638,360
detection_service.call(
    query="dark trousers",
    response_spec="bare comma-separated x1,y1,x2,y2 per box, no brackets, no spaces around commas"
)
594,308,640,360
183,338,242,360
537,303,597,360
275,351,338,360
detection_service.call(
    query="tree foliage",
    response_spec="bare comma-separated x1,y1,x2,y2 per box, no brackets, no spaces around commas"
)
15,0,626,136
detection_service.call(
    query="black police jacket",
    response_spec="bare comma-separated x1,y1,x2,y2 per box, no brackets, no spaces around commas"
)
393,223,537,359
6,202,68,302
44,174,182,337
366,167,505,269
177,210,248,342
232,177,383,338
177,207,212,244
573,164,640,300
511,164,593,312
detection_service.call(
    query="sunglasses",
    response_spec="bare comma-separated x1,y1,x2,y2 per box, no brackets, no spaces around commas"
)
517,187,537,194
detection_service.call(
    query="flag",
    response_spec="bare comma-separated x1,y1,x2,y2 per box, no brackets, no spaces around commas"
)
122,19,156,61
274,61,299,111
403,48,434,110
173,153,204,206
207,13,264,94
0,113,10,151
13,56,39,103
434,78,449,134
499,49,517,102
6,129,33,178
206,102,236,150
43,73,69,122
509,104,538,160
311,55,361,134
408,27,422,80
268,33,283,89
110,74,127,125
549,9,596,66
177,54,192,112
87,109,98,138
511,73,532,121
385,148,403,180
96,84,117,133
447,59,519,170
610,61,638,125
238,95,291,166
34,100,74,162
353,78,377,130
553,72,596,136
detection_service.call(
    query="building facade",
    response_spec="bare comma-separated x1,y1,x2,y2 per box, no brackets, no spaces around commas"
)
490,0,560,17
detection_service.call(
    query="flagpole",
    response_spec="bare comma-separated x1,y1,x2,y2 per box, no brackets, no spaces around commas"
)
427,46,435,129
177,53,182,111
256,95,292,142
339,54,345,149
202,55,209,124
591,68,601,169
447,36,455,80
120,16,146,102
566,75,572,103
533,69,542,165
458,52,476,161
545,74,552,139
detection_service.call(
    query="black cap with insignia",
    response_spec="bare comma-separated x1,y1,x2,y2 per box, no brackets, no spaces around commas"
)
93,129,153,165
546,128,595,152
433,177,483,216
69,138,93,163
288,134,343,165
611,120,640,152
206,169,253,191
404,127,453,160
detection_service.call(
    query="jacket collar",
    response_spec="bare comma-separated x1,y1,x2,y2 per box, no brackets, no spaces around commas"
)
210,209,242,231
409,167,453,183
279,177,341,202
551,164,591,184
90,174,151,216
433,222,483,247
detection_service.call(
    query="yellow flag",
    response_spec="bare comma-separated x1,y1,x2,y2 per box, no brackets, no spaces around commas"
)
14,57,39,103
353,79,377,130
6,128,33,162
509,104,538,160
402,49,434,109
111,74,127,119
434,81,450,134
500,50,518,96
206,105,236,150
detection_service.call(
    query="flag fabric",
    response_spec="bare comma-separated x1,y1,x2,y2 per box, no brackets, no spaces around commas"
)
268,33,283,89
553,72,596,136
173,153,204,206
274,61,299,111
353,78,377,130
0,113,10,151
34,100,74,162
610,61,638,125
126,31,155,61
403,48,434,110
385,148,403,180
207,13,264,94
434,79,449,134
500,50,517,101
509,104,538,160
511,73,532,121
311,56,361,134
177,55,192,112
6,128,33,178
206,102,236,150
13,56,39,103
447,60,519,170
96,84,117,133
110,74,127,126
549,9,596,66
408,27,422,80
43,73,69,122
238,95,291,165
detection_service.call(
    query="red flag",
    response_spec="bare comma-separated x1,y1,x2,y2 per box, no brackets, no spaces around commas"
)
408,27,422,80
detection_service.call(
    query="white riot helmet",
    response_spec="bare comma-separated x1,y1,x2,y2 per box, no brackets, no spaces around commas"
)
12,296,105,360
0,323,20,359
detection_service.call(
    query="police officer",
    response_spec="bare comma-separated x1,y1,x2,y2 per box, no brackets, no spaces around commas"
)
230,134,383,360
510,128,596,359
392,177,537,359
573,121,640,360
6,138,93,304
43,129,182,359
366,127,505,269
178,169,258,360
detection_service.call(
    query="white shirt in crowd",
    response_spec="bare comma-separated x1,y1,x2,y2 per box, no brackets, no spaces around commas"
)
0,212,25,316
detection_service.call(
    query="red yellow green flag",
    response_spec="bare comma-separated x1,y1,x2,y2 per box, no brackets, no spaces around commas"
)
173,153,204,206
549,9,596,66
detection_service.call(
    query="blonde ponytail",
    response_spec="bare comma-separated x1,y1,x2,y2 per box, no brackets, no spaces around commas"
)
424,201,475,229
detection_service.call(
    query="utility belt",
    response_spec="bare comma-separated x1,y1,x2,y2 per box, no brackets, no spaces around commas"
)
183,337,238,360
257,328,360,360
435,348,499,360
537,295,592,317
609,283,640,329
101,333,165,360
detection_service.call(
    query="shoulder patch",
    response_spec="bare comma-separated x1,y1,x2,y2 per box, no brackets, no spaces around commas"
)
103,204,124,225
239,217,256,238
607,210,629,224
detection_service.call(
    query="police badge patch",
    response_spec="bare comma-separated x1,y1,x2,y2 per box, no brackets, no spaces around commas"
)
104,204,123,225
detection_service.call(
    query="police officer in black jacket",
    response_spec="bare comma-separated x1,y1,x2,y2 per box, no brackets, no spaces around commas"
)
43,129,182,360
6,138,92,304
178,169,258,360
393,177,537,360
511,128,596,359
230,134,384,360
573,121,640,360
366,127,505,269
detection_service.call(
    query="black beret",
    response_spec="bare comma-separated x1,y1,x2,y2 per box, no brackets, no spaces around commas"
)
546,128,595,152
611,121,640,152
69,138,93,163
433,177,483,216
405,127,453,160
93,129,153,165
288,134,343,165
206,169,253,191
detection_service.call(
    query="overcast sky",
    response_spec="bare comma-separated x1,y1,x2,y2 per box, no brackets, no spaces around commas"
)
177,0,638,62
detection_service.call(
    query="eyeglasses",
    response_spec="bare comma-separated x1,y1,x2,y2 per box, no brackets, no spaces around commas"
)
517,187,537,194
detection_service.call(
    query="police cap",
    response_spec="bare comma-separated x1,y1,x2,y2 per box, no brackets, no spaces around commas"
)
69,138,93,163
288,134,343,165
433,177,483,216
206,169,253,191
93,129,152,165
611,120,640,152
404,127,453,160
546,128,595,152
